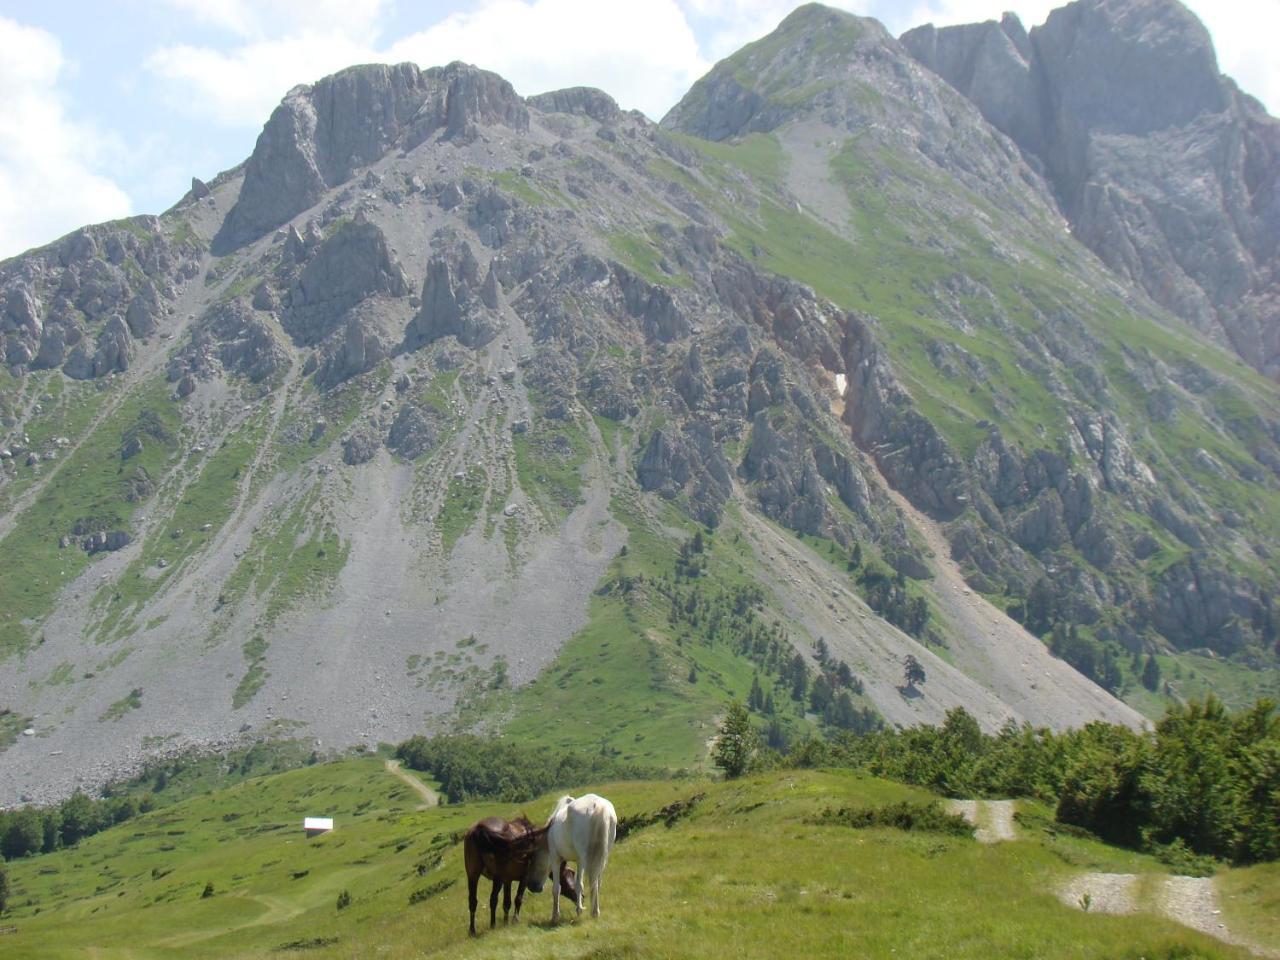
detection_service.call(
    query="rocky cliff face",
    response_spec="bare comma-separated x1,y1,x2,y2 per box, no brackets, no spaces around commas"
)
902,0,1280,379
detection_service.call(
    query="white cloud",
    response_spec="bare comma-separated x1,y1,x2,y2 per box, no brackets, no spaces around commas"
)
1193,0,1280,114
147,0,707,127
0,17,131,260
146,32,377,127
386,0,707,119
157,0,388,41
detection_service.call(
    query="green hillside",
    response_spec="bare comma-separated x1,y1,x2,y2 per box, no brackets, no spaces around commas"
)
2,757,1274,959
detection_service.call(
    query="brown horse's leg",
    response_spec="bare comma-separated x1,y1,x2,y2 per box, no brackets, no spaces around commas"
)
468,872,480,937
489,878,501,929
502,880,512,924
514,879,526,923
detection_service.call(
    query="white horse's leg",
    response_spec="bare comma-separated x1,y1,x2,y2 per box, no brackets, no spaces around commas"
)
575,860,586,916
551,857,563,923
591,872,601,917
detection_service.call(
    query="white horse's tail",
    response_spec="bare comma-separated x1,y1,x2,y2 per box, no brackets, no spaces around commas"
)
587,802,615,879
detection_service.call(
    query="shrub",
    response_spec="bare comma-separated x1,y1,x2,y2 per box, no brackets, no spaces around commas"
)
814,802,973,837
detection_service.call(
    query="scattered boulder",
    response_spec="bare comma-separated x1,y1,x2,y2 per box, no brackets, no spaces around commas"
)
342,428,381,465
386,403,442,460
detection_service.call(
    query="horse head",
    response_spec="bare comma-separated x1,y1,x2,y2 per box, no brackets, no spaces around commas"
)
524,826,553,893
559,862,579,901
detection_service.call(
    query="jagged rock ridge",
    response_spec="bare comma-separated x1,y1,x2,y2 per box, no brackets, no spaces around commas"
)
901,0,1280,379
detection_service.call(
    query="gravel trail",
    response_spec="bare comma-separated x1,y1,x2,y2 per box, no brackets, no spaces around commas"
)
1058,872,1278,957
945,799,1017,842
1058,873,1140,915
385,758,439,807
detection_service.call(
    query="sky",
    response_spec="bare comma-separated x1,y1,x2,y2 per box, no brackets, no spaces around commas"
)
0,0,1276,261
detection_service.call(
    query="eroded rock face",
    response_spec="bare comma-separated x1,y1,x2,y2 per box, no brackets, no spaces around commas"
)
285,221,408,346
841,314,970,520
410,241,502,349
65,315,133,380
528,87,622,124
636,423,732,526
315,315,389,388
170,300,289,385
216,62,529,249
342,427,381,465
0,219,195,381
903,0,1280,378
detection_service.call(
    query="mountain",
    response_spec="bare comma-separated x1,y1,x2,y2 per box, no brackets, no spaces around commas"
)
900,0,1280,380
2,0,1278,805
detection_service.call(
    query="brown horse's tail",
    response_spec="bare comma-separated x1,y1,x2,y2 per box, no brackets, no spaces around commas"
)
465,822,506,857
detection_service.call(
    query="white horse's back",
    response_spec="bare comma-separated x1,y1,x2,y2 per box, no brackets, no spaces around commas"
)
546,793,618,919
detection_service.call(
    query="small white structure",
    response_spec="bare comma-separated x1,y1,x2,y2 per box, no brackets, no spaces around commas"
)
304,817,334,838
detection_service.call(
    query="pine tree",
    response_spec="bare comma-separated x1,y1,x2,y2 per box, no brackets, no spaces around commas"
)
809,674,834,714
712,701,758,779
903,654,926,689
763,690,776,715
687,663,698,684
814,637,829,663
748,674,763,711
1142,654,1162,692
1026,577,1057,633
766,717,786,750
836,660,855,689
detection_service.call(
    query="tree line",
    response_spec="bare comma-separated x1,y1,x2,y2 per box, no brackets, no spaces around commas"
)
393,735,655,804
717,695,1279,865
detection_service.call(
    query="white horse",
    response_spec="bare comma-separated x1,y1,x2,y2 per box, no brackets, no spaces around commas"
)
531,793,617,920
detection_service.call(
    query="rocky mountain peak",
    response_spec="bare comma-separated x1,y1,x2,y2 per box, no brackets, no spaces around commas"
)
1033,0,1227,139
660,3,892,140
215,61,527,250
903,0,1280,379
527,86,622,124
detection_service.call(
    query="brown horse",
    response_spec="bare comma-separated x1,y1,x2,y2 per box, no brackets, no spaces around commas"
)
463,815,578,936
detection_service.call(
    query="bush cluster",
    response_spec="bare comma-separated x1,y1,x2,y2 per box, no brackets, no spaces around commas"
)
393,734,657,804
787,697,1280,864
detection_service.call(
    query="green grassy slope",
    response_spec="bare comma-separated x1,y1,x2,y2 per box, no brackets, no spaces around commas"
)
1,759,1268,959
454,494,848,767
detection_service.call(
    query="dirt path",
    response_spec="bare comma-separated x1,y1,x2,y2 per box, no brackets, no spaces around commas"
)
385,758,439,807
1059,872,1278,957
946,799,1017,842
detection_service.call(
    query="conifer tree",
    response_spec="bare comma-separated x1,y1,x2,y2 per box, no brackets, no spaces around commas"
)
712,701,758,779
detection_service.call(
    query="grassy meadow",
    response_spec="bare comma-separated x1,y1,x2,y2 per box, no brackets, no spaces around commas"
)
2,758,1269,960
